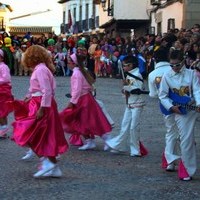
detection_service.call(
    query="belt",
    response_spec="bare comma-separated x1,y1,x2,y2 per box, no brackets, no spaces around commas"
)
32,91,42,97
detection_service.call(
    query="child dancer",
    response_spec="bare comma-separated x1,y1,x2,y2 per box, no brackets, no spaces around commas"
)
0,49,13,138
60,48,112,150
148,47,179,171
106,55,148,157
12,45,68,178
159,50,200,181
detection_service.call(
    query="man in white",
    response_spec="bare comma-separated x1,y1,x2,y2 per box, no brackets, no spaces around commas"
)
148,47,179,171
159,50,200,181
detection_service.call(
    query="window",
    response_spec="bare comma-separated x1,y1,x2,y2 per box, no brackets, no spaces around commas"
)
85,3,89,30
63,11,66,24
86,3,89,20
168,18,175,30
79,5,82,22
157,22,162,35
0,17,4,31
73,7,76,22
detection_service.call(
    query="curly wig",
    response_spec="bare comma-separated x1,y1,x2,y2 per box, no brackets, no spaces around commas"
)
22,45,55,73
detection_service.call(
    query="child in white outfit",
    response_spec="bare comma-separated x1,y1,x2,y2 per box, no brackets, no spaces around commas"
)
106,55,148,157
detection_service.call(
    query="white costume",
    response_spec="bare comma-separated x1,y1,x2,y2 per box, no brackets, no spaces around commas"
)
148,61,180,169
106,68,147,156
159,66,200,179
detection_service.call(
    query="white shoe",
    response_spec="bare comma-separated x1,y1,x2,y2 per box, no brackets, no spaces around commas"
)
43,165,62,178
101,133,111,151
180,177,192,181
110,149,120,154
56,154,61,160
103,144,110,151
166,163,175,172
0,127,9,138
21,149,35,160
33,158,56,178
130,154,142,157
78,139,96,150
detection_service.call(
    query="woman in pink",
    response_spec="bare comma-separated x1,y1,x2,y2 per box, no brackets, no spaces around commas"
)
12,45,68,178
0,49,13,138
60,49,112,150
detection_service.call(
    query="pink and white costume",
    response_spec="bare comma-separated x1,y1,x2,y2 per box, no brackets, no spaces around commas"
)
60,66,112,137
12,63,68,157
0,62,13,118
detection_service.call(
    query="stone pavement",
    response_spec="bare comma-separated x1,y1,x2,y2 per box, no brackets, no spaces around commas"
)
1,76,200,200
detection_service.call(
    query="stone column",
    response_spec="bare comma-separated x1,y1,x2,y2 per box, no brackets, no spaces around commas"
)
182,0,200,29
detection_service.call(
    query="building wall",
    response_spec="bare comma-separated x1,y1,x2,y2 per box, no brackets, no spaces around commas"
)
182,0,200,29
0,8,10,32
63,0,100,33
151,2,183,35
114,0,149,20
63,0,98,22
99,3,112,27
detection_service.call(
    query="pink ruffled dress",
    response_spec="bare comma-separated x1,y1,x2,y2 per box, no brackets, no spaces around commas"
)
60,67,111,137
12,63,68,157
0,62,13,117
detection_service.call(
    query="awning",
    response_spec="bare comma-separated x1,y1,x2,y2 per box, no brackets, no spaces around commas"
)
58,0,69,4
9,26,53,34
100,19,150,29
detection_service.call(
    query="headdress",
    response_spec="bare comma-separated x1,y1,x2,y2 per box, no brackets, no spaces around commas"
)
70,53,78,65
67,38,75,47
77,39,85,47
47,38,55,46
4,37,12,47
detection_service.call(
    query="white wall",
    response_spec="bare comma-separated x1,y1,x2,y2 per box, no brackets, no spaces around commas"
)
151,2,183,34
114,0,149,20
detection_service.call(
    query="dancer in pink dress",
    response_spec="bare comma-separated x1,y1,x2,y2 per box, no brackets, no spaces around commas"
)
0,49,13,138
60,49,112,150
12,45,68,178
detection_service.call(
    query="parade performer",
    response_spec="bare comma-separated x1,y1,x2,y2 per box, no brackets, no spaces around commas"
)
2,37,14,75
0,49,13,138
59,48,112,150
106,55,148,157
148,47,180,171
159,50,200,181
12,45,68,178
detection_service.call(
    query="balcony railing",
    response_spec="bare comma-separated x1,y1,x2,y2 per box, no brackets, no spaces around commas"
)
61,16,100,34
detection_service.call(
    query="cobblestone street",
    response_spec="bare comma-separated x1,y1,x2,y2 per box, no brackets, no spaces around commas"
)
1,76,200,200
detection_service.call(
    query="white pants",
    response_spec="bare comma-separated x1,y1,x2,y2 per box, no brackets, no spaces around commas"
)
163,114,180,164
175,111,198,176
107,106,143,155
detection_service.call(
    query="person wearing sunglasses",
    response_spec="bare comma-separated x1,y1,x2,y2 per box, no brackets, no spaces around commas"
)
105,55,148,157
159,50,200,181
148,47,179,172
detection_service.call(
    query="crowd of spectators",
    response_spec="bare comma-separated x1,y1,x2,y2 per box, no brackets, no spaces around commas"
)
1,23,200,78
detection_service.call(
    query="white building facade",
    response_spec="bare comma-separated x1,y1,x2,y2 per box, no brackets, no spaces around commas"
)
149,0,200,35
58,0,101,35
98,0,150,38
58,0,200,37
